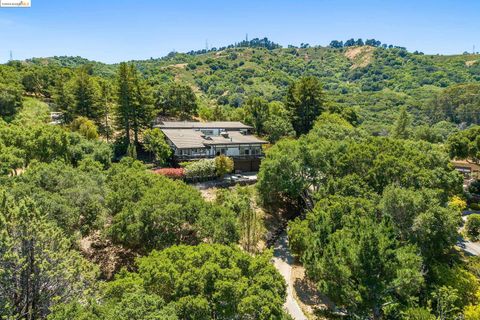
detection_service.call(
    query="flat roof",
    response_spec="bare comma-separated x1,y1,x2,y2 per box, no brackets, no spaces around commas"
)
156,121,252,130
162,129,267,149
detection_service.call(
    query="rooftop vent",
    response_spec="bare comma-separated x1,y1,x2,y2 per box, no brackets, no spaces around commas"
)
221,132,229,139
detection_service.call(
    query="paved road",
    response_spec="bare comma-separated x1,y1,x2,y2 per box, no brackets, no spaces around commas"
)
457,214,480,256
272,232,308,320
458,237,480,256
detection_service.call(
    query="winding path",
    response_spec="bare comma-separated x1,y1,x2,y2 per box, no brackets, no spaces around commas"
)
272,232,308,320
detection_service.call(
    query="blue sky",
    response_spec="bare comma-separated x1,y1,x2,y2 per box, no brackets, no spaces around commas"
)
0,0,479,63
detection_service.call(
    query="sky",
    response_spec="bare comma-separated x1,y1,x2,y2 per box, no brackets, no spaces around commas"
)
0,0,479,63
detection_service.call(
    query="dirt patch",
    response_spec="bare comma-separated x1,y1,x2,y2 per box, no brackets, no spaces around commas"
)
292,264,333,318
78,232,137,280
199,187,218,202
344,46,375,69
466,60,478,67
171,63,187,69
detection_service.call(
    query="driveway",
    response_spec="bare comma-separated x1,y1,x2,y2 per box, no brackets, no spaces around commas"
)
457,212,480,256
272,232,308,320
458,237,480,256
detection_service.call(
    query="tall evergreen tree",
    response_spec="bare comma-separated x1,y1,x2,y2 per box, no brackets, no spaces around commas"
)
285,76,327,136
0,194,98,319
393,106,411,139
115,63,153,146
72,67,102,122
52,69,73,122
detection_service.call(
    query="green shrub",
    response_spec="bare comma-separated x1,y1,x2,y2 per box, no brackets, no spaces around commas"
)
466,214,480,240
184,159,216,179
214,155,234,177
470,203,480,211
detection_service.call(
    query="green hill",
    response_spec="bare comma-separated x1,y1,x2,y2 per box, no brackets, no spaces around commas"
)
2,39,480,133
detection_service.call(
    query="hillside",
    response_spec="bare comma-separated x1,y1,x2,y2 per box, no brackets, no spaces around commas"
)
3,38,480,320
3,40,480,134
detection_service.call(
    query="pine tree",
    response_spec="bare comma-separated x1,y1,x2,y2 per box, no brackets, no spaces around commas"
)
72,67,102,122
115,63,153,146
53,72,74,123
285,76,327,136
393,106,411,139
0,193,98,319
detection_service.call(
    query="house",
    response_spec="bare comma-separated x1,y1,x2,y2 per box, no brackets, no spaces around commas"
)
155,121,268,172
452,160,480,178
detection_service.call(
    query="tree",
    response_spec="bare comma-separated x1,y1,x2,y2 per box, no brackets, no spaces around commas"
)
380,185,461,262
329,40,344,48
216,186,264,252
157,82,198,119
98,79,114,141
71,67,103,123
262,101,295,143
126,143,137,159
431,286,461,320
393,106,411,139
427,83,480,125
301,214,423,319
122,244,287,319
13,160,108,236
466,214,480,241
447,126,480,163
115,63,154,146
0,143,24,175
52,70,74,123
0,193,98,319
264,115,295,143
0,83,23,121
50,244,288,319
244,97,269,134
107,160,238,251
285,76,327,136
143,128,171,166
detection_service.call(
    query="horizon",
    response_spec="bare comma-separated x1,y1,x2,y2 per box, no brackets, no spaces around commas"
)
1,0,480,63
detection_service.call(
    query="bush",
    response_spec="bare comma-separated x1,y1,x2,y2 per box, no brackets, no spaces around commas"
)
184,159,216,179
154,168,185,180
70,116,99,140
215,155,234,177
466,214,480,240
469,180,480,195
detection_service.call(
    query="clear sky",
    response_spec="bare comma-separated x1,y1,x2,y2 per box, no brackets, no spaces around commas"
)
0,0,479,63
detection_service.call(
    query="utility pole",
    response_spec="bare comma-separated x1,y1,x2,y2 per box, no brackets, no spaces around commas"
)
246,33,248,42
205,39,209,51
9,50,13,61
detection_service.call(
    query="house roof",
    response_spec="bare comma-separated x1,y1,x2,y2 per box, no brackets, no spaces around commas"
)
203,131,268,146
162,129,267,149
162,129,207,149
156,121,252,130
